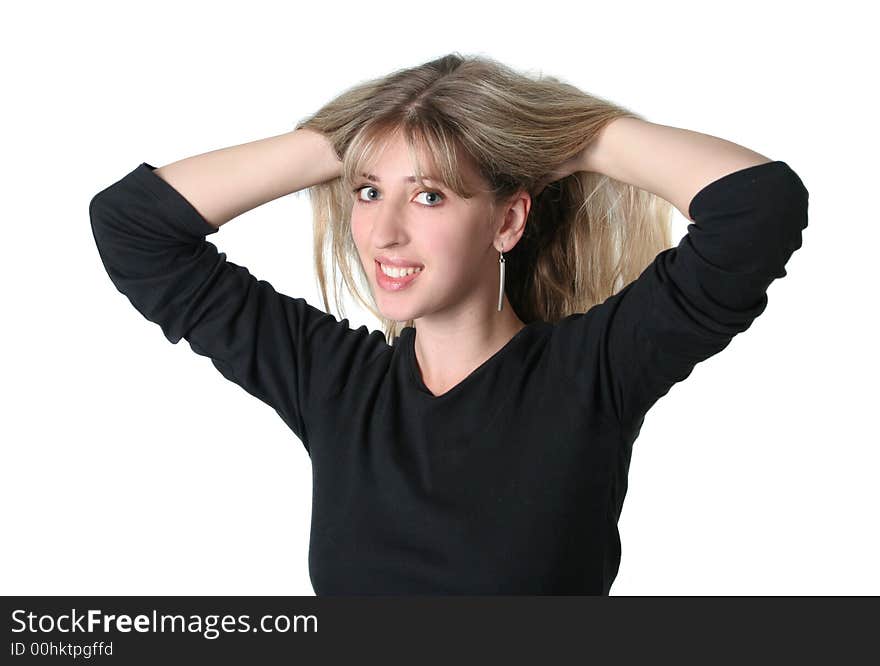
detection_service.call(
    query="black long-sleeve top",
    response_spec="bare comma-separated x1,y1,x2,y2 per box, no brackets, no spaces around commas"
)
89,159,809,594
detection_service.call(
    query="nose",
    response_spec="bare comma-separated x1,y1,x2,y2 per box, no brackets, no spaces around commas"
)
368,198,409,247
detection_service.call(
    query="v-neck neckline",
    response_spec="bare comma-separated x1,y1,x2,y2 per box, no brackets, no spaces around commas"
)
404,323,534,399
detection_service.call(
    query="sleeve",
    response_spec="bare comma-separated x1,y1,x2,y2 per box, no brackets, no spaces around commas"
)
89,162,388,454
551,160,809,427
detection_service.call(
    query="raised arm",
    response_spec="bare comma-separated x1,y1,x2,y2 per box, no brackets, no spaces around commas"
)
89,129,387,453
550,120,809,428
581,117,774,222
152,127,344,228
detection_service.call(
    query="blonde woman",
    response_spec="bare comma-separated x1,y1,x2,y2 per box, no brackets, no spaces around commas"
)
89,53,808,595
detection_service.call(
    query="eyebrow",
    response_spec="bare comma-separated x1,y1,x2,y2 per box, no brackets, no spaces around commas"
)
360,172,441,184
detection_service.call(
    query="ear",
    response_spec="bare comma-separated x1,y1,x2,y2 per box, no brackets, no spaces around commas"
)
495,190,531,251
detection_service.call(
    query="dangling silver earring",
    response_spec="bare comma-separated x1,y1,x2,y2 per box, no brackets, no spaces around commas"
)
497,242,506,312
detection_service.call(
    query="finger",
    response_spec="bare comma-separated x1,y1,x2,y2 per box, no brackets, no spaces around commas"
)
535,176,552,193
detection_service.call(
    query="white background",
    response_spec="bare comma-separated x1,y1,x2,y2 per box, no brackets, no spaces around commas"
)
2,0,877,596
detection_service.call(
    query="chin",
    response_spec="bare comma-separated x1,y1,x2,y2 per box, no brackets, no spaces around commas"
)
377,304,421,324
371,279,426,320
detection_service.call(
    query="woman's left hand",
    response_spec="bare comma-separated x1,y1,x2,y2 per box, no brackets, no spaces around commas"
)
534,147,590,195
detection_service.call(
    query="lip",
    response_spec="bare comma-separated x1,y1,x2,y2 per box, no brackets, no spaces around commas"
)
375,255,425,268
375,260,423,291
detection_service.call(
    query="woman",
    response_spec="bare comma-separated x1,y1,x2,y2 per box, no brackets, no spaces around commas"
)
89,52,809,594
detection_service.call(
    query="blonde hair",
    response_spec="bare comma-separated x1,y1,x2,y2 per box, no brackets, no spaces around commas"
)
294,52,674,344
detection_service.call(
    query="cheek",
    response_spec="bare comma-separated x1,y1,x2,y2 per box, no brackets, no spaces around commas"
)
427,230,484,279
350,216,369,262
349,213,364,243
421,228,460,266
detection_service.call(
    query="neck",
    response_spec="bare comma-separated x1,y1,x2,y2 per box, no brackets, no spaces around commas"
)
411,296,525,396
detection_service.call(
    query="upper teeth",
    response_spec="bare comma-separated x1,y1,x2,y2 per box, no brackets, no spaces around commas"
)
380,263,422,278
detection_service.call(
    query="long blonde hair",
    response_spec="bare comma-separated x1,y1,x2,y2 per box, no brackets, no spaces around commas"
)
294,52,673,344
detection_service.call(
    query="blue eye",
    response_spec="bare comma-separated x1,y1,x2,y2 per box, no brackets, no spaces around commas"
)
352,185,444,207
414,190,444,206
353,185,379,202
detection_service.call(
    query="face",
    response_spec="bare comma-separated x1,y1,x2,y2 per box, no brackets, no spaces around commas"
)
350,131,527,326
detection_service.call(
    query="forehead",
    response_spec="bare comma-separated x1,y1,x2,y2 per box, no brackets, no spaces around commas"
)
360,129,481,186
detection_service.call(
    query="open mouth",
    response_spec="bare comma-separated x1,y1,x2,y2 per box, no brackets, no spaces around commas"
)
375,260,423,291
